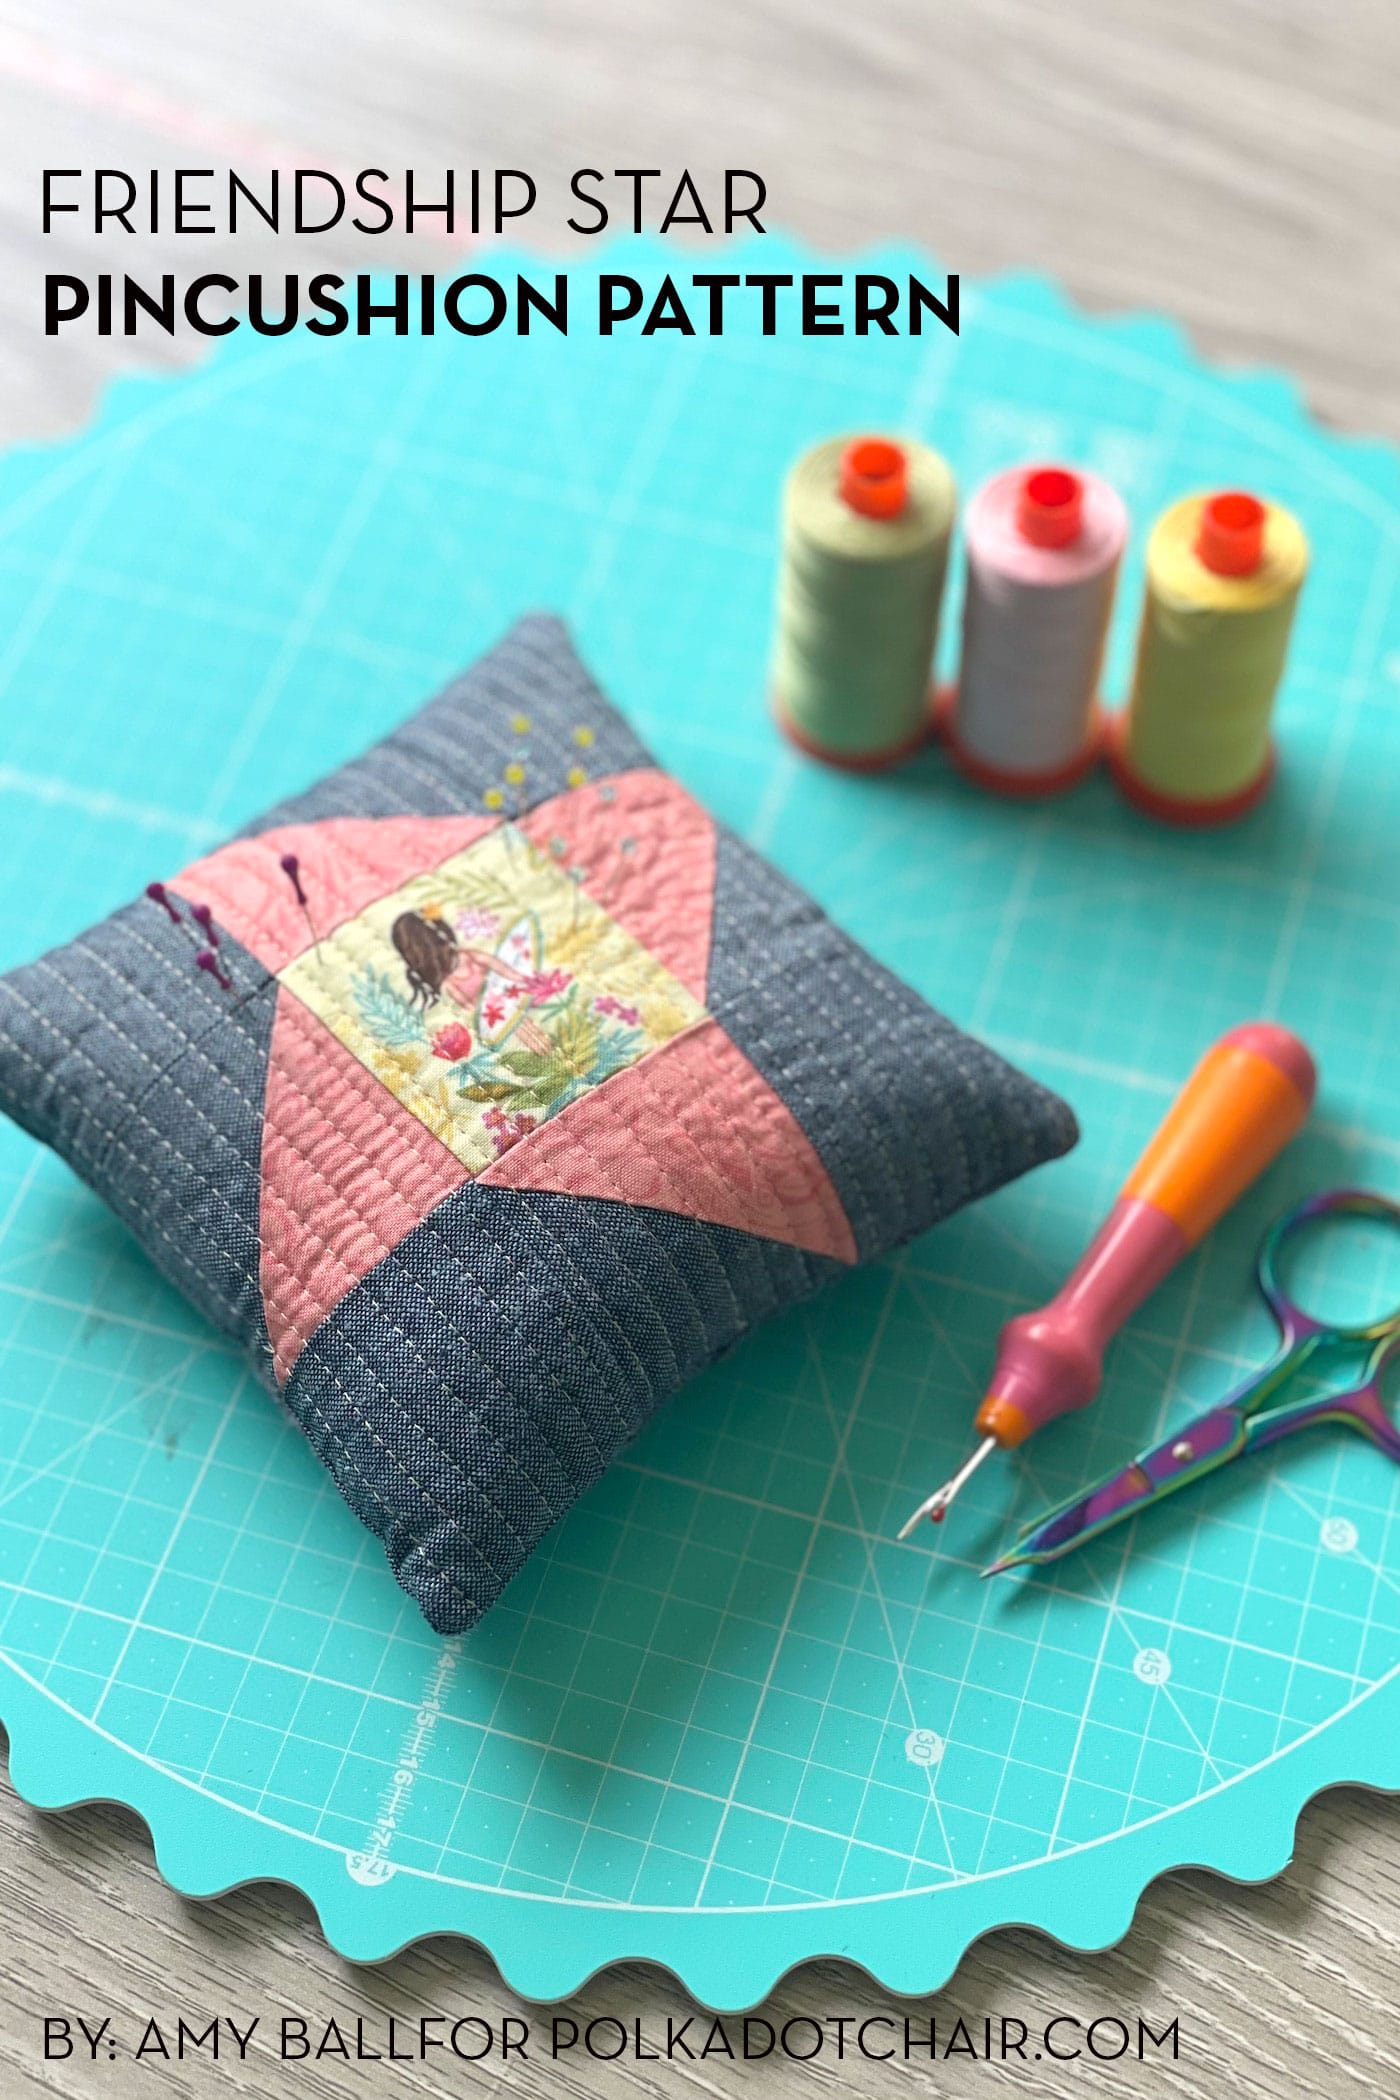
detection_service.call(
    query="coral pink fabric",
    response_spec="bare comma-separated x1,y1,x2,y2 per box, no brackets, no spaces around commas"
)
519,771,716,999
174,814,500,974
480,1018,856,1263
230,782,843,1371
260,988,467,1382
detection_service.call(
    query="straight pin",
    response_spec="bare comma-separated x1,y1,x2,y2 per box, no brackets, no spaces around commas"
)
145,880,182,924
190,901,235,989
280,852,323,959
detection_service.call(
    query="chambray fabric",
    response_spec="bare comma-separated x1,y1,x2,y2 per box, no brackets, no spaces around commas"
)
0,616,1078,1634
287,1188,837,1632
708,831,1059,1260
0,904,278,1364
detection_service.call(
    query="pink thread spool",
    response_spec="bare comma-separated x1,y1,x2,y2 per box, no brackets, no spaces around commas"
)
940,464,1128,796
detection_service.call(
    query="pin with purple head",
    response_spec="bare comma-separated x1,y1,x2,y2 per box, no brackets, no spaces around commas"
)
280,852,322,960
149,881,234,997
145,880,183,925
196,948,233,994
190,902,234,989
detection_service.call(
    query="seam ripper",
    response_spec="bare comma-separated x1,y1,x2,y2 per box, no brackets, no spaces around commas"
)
897,1022,1318,1541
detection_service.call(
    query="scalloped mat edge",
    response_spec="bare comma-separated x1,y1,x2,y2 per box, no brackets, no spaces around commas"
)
2,246,1399,2009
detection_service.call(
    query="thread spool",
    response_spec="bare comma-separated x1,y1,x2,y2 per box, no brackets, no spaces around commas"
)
939,464,1128,795
1110,491,1309,825
774,433,957,769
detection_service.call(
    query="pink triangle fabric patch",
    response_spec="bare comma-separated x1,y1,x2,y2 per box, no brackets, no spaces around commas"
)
175,813,500,975
519,772,716,1000
261,986,467,1383
479,1018,857,1263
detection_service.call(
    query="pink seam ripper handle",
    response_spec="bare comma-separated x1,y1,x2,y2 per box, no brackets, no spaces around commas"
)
976,1023,1317,1449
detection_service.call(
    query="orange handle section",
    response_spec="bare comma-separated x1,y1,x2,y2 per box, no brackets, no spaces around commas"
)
1121,1022,1317,1245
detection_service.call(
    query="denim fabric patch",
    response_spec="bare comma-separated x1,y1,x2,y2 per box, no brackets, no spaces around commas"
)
0,615,1077,1633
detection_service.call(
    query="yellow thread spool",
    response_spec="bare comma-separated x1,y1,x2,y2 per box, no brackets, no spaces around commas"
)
1111,491,1308,825
774,434,957,770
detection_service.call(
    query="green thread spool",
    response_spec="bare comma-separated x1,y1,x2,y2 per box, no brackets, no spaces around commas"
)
774,434,957,769
1111,490,1309,825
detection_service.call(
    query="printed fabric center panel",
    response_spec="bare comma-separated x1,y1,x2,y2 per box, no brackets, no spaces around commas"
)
280,821,707,1173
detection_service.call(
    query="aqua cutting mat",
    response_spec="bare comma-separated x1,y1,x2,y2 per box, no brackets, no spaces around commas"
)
1,239,1399,2008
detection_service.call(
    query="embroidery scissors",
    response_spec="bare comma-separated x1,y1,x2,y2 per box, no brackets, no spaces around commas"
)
986,1188,1400,1576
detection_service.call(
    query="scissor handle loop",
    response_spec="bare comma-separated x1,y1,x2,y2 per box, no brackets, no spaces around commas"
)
1258,1188,1400,1345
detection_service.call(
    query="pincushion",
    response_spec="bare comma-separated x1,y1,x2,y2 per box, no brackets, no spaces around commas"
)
0,616,1076,1632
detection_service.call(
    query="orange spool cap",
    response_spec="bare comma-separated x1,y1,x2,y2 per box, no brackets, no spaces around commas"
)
1016,466,1084,548
839,437,909,520
1196,491,1266,577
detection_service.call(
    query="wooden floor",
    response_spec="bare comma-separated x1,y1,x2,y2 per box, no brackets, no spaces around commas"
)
1,3,1399,2094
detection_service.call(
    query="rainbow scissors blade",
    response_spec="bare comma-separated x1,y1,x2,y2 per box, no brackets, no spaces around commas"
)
986,1189,1400,1577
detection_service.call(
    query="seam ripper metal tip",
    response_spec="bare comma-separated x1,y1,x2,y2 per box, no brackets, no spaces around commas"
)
898,1022,1318,1544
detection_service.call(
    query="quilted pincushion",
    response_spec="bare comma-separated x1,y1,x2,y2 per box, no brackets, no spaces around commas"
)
0,616,1077,1633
